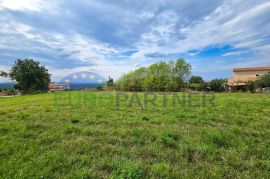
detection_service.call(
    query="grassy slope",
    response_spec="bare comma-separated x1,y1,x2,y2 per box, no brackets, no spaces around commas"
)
0,92,269,178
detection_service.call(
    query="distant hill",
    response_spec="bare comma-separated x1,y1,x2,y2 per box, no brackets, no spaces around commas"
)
0,83,14,89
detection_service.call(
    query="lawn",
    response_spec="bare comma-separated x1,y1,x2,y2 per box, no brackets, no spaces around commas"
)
0,92,269,178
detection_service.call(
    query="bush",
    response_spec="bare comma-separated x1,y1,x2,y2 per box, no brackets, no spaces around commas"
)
255,73,270,88
187,82,208,91
246,81,255,93
209,79,226,92
189,76,204,84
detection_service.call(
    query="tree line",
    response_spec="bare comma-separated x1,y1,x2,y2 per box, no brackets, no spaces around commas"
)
115,58,227,92
1,58,269,94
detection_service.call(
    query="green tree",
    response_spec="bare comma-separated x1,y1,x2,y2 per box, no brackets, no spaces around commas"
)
188,75,206,91
144,61,172,91
174,58,191,86
8,59,51,94
255,73,270,88
189,76,204,84
117,67,147,91
116,58,191,92
107,76,114,86
0,71,8,77
209,79,226,92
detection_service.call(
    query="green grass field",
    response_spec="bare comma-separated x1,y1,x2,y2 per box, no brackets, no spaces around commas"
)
0,92,269,178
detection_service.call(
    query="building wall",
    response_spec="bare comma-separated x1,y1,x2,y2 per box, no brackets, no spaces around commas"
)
231,70,270,82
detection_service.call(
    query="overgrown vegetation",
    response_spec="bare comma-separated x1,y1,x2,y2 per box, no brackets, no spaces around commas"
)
0,92,269,178
117,58,191,92
115,59,228,92
209,79,226,92
255,73,270,88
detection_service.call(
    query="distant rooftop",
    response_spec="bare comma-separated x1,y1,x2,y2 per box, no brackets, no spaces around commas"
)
233,66,270,72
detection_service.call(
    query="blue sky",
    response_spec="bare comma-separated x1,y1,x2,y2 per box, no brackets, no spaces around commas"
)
0,0,270,82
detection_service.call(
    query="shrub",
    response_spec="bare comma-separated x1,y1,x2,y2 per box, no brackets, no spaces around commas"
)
246,81,255,93
209,79,226,92
189,76,204,84
255,73,270,88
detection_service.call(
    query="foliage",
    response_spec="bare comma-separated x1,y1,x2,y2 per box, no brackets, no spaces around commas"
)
174,58,192,85
7,59,51,94
107,76,114,87
143,61,175,91
117,58,191,92
189,76,204,84
0,92,269,178
245,81,255,93
0,71,8,77
209,79,226,92
187,81,208,91
255,73,270,88
117,67,147,91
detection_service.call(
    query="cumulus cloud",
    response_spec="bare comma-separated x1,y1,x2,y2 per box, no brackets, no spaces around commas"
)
0,0,44,11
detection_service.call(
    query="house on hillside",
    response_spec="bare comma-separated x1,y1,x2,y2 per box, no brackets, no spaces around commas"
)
49,82,70,92
227,66,270,91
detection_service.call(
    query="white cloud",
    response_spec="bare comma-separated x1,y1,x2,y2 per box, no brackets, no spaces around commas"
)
135,0,270,56
0,0,44,11
0,16,138,80
222,51,248,56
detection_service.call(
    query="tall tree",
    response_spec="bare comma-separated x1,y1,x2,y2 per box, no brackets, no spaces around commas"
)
9,59,51,93
174,58,191,86
107,76,114,86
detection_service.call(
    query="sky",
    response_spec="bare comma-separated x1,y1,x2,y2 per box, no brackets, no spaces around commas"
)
0,0,270,83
